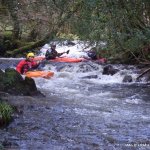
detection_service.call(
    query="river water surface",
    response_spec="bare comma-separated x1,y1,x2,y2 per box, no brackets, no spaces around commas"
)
0,58,150,150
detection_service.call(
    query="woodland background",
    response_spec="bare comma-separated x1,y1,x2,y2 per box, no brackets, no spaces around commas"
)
0,0,150,64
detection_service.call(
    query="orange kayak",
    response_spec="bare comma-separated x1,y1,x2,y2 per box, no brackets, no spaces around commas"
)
34,56,85,63
49,57,84,63
25,71,54,79
95,58,107,63
34,56,45,61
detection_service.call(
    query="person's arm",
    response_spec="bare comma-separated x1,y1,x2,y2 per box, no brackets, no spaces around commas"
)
57,50,70,57
57,52,64,57
31,61,40,69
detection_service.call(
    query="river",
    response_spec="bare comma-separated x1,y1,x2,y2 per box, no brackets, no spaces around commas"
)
0,56,150,150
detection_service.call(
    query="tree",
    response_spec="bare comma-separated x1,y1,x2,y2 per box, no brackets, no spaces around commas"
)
1,0,150,63
70,0,150,63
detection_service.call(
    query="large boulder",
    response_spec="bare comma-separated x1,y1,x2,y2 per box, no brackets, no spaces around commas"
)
0,68,42,96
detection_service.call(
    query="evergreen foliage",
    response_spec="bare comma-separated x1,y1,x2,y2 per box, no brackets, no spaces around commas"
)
0,0,149,63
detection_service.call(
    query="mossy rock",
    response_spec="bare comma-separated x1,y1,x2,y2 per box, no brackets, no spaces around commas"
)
0,68,41,96
24,77,37,92
0,69,5,78
3,68,23,89
10,77,38,96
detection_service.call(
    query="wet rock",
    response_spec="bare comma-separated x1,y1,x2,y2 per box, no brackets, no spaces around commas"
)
0,69,5,90
23,77,37,94
122,75,133,82
0,69,4,74
0,68,43,96
102,65,119,75
2,139,19,149
65,40,76,46
82,75,98,79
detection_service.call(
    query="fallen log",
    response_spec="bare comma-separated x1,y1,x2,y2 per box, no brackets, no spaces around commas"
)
136,68,150,81
6,32,56,56
6,40,44,56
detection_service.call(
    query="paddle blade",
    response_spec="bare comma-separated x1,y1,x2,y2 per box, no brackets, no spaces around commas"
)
66,50,70,54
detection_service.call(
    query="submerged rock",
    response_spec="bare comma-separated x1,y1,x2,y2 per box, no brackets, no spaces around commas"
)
102,65,119,75
82,75,98,79
122,75,133,82
56,64,73,72
78,62,99,73
66,40,76,46
2,139,19,149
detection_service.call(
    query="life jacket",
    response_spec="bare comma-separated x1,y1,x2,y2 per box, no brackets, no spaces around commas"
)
87,51,97,60
21,63,30,74
45,49,58,60
16,59,38,74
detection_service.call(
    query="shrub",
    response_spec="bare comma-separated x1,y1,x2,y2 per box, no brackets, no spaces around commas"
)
0,102,13,127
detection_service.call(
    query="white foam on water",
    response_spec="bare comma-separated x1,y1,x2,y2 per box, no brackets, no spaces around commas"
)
39,40,91,58
34,64,140,100
32,41,148,108
74,108,102,116
125,98,142,104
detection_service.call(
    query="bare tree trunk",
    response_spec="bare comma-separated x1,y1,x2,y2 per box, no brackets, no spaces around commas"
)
136,68,150,81
5,0,21,39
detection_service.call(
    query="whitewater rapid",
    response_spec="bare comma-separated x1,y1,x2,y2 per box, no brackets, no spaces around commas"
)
0,41,150,149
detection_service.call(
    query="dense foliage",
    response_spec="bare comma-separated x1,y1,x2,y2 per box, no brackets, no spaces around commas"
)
0,0,150,63
71,0,150,62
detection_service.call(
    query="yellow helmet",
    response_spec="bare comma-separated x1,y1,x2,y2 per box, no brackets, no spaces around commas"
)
27,52,35,58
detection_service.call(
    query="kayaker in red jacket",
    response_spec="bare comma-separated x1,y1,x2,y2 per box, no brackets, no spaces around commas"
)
16,52,40,74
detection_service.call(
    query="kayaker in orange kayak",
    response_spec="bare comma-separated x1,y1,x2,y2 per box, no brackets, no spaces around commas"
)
87,48,107,63
45,43,69,60
87,49,97,60
16,52,41,74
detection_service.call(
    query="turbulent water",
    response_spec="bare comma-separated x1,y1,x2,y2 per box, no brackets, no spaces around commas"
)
33,62,150,150
0,57,150,150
